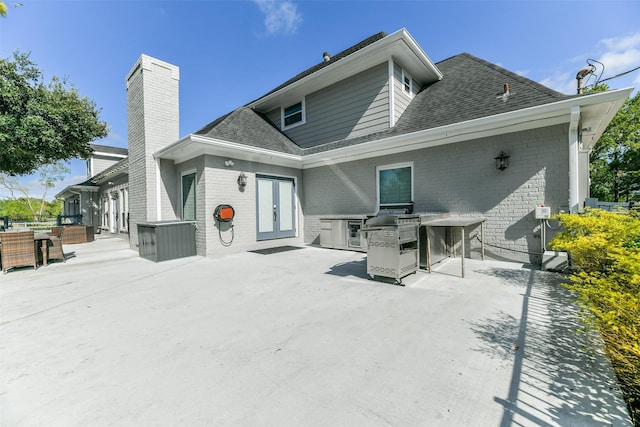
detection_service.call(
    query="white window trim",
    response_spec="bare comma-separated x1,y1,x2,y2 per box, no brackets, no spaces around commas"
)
180,169,197,221
401,69,413,98
281,98,306,130
376,162,414,209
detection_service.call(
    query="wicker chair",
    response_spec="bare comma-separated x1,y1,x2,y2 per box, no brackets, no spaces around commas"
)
47,227,65,264
1,231,37,274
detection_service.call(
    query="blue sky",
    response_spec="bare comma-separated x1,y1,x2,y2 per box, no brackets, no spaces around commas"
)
1,0,639,200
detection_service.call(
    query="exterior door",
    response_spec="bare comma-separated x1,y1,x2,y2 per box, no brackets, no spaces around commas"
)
256,175,296,240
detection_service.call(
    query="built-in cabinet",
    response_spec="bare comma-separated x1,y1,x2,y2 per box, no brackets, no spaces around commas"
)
319,218,367,252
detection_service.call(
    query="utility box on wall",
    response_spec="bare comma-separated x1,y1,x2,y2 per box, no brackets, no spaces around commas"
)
535,206,551,219
137,221,197,262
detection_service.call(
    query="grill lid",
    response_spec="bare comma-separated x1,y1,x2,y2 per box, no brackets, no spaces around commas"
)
365,214,420,227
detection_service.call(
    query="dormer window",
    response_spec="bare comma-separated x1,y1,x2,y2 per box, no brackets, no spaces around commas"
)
282,99,306,129
402,70,413,97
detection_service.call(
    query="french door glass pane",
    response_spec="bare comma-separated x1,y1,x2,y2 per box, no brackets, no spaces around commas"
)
258,179,274,233
182,173,196,220
278,181,293,231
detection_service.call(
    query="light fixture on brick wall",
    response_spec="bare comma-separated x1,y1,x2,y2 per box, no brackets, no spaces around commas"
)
237,172,247,188
494,151,510,171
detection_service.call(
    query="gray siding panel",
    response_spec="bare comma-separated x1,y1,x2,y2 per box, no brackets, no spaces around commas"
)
264,62,390,148
394,61,420,124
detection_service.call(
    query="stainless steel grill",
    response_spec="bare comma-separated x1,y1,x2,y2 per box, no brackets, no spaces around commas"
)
363,214,420,284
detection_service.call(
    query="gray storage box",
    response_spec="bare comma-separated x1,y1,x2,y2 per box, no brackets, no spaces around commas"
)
137,221,197,262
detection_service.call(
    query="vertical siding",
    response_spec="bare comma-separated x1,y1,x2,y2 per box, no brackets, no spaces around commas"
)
303,124,570,264
264,62,391,148
393,61,421,124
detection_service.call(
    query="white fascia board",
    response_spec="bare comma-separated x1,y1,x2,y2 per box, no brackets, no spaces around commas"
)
92,151,127,159
155,134,303,169
55,185,99,200
155,88,631,171
247,29,442,111
302,87,633,169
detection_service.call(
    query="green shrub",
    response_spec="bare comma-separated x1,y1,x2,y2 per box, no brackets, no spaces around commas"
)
550,208,640,424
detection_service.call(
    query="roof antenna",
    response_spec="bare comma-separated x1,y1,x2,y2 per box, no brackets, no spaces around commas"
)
576,64,596,94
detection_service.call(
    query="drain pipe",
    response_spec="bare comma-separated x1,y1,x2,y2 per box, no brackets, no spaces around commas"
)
568,106,581,213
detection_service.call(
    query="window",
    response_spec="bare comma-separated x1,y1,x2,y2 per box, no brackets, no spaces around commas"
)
282,99,305,129
377,163,413,208
182,172,196,221
402,70,413,96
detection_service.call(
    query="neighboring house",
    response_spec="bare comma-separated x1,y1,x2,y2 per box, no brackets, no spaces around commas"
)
58,28,632,264
56,144,129,235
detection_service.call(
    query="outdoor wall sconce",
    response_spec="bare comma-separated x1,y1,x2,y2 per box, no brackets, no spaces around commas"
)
237,172,248,188
494,151,510,171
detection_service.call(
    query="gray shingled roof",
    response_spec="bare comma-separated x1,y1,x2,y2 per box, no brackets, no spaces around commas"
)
246,32,387,106
90,143,128,156
194,107,302,155
191,45,577,157
302,53,575,154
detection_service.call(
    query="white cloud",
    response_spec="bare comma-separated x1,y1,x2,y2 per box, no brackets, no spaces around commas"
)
540,32,640,95
540,71,576,95
254,0,302,35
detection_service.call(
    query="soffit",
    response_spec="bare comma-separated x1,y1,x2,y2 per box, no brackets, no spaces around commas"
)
247,29,443,112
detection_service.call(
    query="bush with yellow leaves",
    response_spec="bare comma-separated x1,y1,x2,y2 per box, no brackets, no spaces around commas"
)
550,208,640,424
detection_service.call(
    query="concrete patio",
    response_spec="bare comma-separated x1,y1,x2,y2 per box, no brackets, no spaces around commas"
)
0,235,632,426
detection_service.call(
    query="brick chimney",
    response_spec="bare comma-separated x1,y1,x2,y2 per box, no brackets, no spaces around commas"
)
126,55,179,250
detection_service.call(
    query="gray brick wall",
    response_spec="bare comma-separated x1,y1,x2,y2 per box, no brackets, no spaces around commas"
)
172,155,305,256
126,55,179,250
302,124,569,264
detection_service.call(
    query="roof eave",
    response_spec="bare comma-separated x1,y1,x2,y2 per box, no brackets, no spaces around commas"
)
55,185,99,200
301,87,633,168
155,134,303,169
246,28,443,112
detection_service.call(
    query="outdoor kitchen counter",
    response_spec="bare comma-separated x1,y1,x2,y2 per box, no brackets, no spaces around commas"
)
420,216,487,277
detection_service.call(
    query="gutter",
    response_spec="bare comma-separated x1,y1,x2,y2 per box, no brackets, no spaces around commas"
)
155,87,632,171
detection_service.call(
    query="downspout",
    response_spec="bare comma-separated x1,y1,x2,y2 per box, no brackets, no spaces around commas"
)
155,157,162,221
568,106,581,213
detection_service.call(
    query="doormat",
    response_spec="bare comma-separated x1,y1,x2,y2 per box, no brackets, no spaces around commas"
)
249,246,303,255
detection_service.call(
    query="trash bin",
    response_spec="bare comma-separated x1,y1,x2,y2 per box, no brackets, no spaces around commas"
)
137,221,197,262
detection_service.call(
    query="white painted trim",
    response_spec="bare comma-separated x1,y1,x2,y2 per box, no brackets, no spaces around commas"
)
569,106,580,213
401,68,413,98
255,173,299,238
281,98,306,130
246,28,443,112
376,161,414,210
388,59,395,127
180,169,197,221
155,158,162,221
155,88,632,176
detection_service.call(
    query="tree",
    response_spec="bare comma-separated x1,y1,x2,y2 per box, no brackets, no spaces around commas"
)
0,52,108,175
0,2,7,17
0,161,69,220
589,84,640,202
